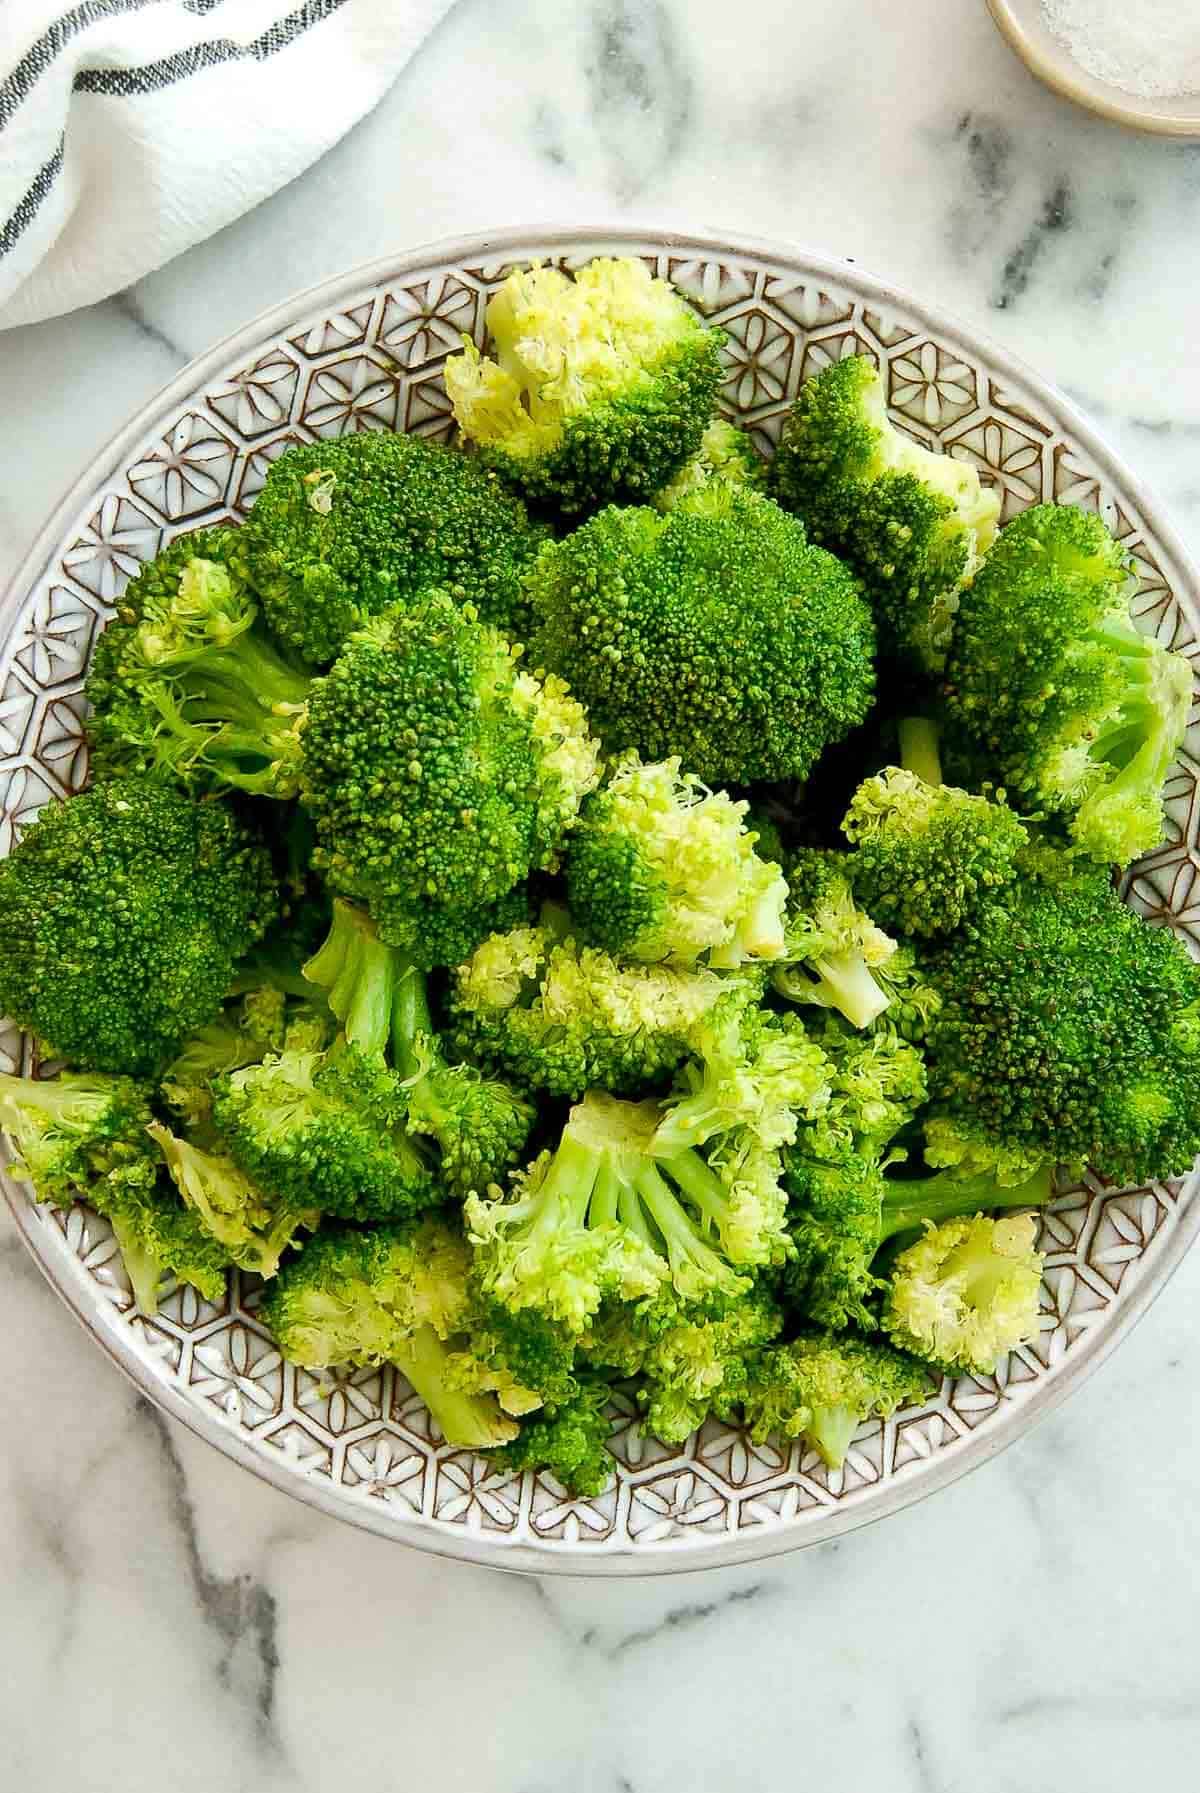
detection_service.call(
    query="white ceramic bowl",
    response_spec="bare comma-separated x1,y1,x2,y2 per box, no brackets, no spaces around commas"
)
988,0,1200,136
4,226,1199,1575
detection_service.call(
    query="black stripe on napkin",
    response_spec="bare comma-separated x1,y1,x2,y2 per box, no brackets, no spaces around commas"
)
0,0,163,131
0,138,66,258
75,0,352,96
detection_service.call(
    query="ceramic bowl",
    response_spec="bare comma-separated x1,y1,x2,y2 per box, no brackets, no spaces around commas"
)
988,0,1200,136
3,226,1199,1575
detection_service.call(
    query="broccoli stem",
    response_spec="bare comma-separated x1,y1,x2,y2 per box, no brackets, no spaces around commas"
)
304,900,404,1059
879,1161,1052,1245
809,950,891,1029
391,964,437,1082
806,1403,860,1470
393,1324,519,1449
897,716,943,786
632,1161,739,1291
108,1213,165,1317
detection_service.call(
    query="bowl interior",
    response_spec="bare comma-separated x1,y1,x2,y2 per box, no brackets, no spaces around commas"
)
3,227,1199,1573
988,0,1200,135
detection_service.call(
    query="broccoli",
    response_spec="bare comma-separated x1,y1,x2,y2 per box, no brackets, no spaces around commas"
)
527,486,876,788
841,718,1028,937
85,544,311,797
448,920,761,1098
146,1120,318,1280
871,943,944,1045
770,354,1000,672
299,592,599,964
801,1016,929,1162
261,1220,527,1450
0,1070,153,1206
0,777,277,1076
566,755,789,969
443,256,725,513
160,985,292,1129
493,1380,617,1496
943,503,1193,866
919,868,1200,1185
741,1334,932,1468
651,418,766,512
783,1152,1052,1332
467,1091,791,1330
95,1156,232,1316
213,1042,440,1224
653,1005,831,1158
303,898,535,1197
244,431,548,664
771,848,898,1029
882,1213,1045,1374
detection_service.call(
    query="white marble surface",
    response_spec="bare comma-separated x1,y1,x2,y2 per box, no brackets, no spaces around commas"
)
2,1,1200,1786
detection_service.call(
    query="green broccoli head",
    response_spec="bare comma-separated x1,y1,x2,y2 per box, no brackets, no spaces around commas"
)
299,594,599,959
651,418,766,512
492,1380,616,1496
244,431,548,664
842,766,1028,938
261,1218,521,1450
770,354,1000,672
566,755,789,969
85,543,311,797
448,920,761,1099
213,1042,439,1224
772,847,898,1030
0,777,278,1076
146,1120,318,1280
741,1333,932,1468
882,1213,1045,1375
444,256,725,514
919,869,1200,1186
527,486,876,788
0,1070,153,1206
96,1155,232,1316
944,503,1193,866
653,1005,832,1159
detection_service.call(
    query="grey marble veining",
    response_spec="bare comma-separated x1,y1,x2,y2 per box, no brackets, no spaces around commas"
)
2,2,1200,1787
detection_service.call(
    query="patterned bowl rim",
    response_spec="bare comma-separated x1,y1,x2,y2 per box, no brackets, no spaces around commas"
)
4,223,1199,1577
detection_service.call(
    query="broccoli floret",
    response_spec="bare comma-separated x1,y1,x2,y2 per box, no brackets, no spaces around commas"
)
943,503,1193,866
871,944,944,1045
160,985,292,1129
97,1156,232,1316
448,921,760,1098
299,593,599,963
261,1220,523,1449
772,848,898,1029
920,868,1200,1185
653,1005,831,1158
771,354,1000,672
797,1016,929,1163
741,1334,932,1468
303,899,535,1197
0,777,277,1076
842,719,1028,937
0,1070,153,1206
882,1213,1045,1374
146,1120,318,1280
651,419,766,512
213,1042,439,1224
527,486,876,788
468,1091,791,1331
565,754,789,968
782,1153,1052,1332
444,257,725,514
86,546,311,797
492,1380,617,1496
244,432,548,664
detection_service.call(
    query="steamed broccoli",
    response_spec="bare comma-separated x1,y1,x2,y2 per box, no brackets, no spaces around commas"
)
841,718,1028,937
651,419,766,512
448,920,760,1098
565,754,789,968
85,543,311,797
244,431,548,664
943,503,1193,866
741,1334,932,1468
0,1070,153,1206
653,1005,832,1158
261,1220,528,1449
101,1157,233,1315
771,848,898,1029
304,899,535,1197
444,256,725,513
467,1091,791,1330
919,868,1200,1186
0,777,277,1075
528,486,877,788
146,1120,318,1279
882,1213,1045,1374
300,592,599,964
771,354,1000,671
493,1379,617,1495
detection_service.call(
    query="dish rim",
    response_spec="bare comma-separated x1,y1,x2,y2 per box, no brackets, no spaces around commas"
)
4,220,1199,1575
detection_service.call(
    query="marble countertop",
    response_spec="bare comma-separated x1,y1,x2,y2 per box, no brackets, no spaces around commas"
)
2,2,1199,1786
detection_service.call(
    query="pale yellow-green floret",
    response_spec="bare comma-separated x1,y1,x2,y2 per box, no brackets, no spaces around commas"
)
883,1212,1045,1373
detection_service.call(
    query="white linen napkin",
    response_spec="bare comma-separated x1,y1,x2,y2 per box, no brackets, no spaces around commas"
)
0,0,456,331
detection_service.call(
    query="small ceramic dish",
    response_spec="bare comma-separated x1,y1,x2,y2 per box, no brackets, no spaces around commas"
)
988,0,1200,137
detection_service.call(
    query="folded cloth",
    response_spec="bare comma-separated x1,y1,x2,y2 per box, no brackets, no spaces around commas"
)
0,0,455,330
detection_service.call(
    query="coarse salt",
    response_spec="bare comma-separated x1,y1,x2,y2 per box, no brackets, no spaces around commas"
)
1040,0,1200,99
